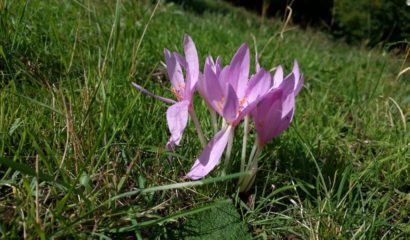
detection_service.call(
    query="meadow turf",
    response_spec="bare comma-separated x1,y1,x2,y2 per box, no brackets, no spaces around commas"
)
0,0,409,238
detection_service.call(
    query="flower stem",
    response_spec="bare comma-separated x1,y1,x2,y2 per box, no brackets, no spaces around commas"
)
248,136,259,167
239,145,262,192
222,126,235,176
240,115,250,173
210,109,218,134
189,108,206,147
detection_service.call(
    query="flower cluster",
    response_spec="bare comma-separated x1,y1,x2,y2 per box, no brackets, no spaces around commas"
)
133,34,303,191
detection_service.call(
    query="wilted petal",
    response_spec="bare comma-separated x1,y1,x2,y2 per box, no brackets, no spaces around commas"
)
183,34,199,94
132,82,176,104
223,85,239,123
226,44,250,99
186,126,233,180
165,100,190,150
164,49,185,93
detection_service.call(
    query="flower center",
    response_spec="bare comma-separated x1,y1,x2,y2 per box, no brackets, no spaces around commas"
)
216,97,225,112
171,86,184,101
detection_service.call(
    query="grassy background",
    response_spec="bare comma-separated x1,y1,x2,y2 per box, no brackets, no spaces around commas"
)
0,0,409,238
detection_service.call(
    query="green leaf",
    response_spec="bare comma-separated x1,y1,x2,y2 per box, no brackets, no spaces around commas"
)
168,201,252,240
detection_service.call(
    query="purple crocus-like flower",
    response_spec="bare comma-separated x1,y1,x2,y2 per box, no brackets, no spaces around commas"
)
132,34,202,150
186,44,272,180
253,60,304,147
239,60,304,192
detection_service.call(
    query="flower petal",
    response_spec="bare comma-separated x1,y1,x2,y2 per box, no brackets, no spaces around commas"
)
203,57,225,115
183,34,199,95
272,65,284,89
164,49,185,93
174,52,187,69
279,73,296,117
132,82,176,104
215,56,222,76
186,126,233,180
165,100,190,150
253,90,283,146
255,51,261,72
292,59,304,95
295,74,304,95
245,68,272,103
227,44,250,99
223,85,239,123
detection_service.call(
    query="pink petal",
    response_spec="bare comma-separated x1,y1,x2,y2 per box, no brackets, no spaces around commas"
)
132,82,176,104
183,34,199,95
279,73,296,117
223,85,239,123
197,72,206,99
186,126,233,180
253,90,283,146
245,68,272,103
203,58,225,115
226,44,250,99
272,65,284,89
174,52,187,69
292,59,304,95
165,100,190,150
164,49,185,93
255,51,261,72
215,56,222,76
206,55,222,77
295,74,304,95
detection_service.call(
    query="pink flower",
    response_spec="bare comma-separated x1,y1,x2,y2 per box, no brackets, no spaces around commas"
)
186,44,271,180
252,60,304,147
132,34,201,150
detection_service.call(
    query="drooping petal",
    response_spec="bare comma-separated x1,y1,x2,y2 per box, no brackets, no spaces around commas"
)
165,100,190,150
132,82,176,104
245,68,272,103
226,44,250,99
183,34,199,95
164,49,185,94
186,126,233,180
223,85,239,123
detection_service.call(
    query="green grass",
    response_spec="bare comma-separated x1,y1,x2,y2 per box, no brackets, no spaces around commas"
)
1,0,409,238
